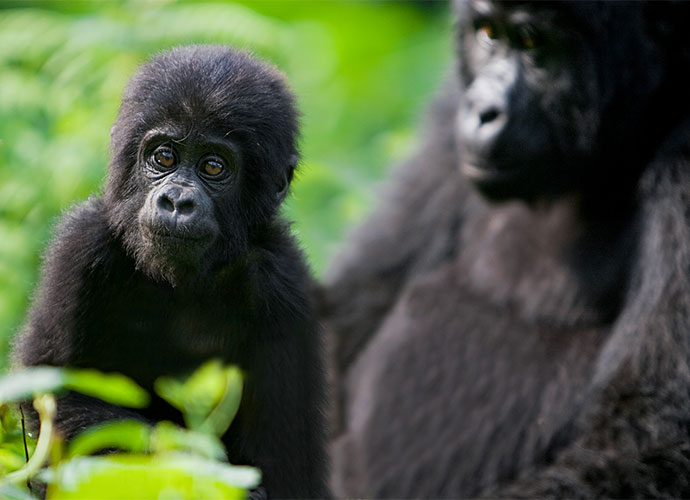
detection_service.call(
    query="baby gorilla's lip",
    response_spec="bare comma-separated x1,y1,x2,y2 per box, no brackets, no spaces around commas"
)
157,232,210,243
158,233,204,242
145,226,211,244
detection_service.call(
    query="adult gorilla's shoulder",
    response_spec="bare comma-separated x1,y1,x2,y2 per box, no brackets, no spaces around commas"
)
322,1,690,498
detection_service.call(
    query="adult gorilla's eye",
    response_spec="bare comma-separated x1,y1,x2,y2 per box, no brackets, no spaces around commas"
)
153,147,176,169
476,20,498,44
517,25,542,51
202,158,224,177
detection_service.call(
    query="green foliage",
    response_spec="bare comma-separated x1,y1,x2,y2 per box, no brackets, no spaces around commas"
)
62,370,150,409
156,360,243,437
0,367,149,408
0,1,451,369
65,420,151,458
0,368,65,404
0,403,34,477
44,454,256,500
0,361,259,499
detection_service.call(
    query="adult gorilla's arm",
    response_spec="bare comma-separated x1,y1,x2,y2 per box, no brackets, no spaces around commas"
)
320,80,467,373
487,125,690,499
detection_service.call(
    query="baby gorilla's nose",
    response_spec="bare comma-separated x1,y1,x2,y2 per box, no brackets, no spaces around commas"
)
155,185,197,228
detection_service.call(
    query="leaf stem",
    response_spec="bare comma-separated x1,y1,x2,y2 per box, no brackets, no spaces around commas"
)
2,394,57,485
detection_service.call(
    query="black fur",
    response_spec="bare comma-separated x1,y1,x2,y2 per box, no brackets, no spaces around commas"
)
322,2,690,498
14,45,327,499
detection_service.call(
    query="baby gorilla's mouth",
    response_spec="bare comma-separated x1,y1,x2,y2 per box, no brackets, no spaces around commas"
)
141,218,215,246
153,231,206,242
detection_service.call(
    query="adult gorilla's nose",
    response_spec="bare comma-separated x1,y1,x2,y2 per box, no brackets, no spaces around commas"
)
478,105,503,127
459,57,516,154
461,90,508,151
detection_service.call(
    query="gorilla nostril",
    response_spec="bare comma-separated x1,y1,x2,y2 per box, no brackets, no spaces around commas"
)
157,194,175,213
156,191,195,216
479,107,502,125
177,198,195,215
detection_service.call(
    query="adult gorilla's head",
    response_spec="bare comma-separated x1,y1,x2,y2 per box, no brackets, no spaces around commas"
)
454,0,688,203
104,46,299,285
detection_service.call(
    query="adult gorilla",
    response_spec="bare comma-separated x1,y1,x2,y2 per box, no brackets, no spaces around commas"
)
321,1,690,498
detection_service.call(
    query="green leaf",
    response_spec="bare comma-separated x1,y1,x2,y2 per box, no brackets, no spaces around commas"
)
66,419,228,461
63,369,149,409
151,421,226,461
198,366,243,437
0,483,35,500
45,453,260,500
155,361,243,435
66,420,151,459
155,359,227,422
0,368,149,409
0,367,65,404
152,377,186,414
0,448,27,472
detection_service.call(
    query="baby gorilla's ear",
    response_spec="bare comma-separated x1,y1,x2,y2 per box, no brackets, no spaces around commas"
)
277,154,298,203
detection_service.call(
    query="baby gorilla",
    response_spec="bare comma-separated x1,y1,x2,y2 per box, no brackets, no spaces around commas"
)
13,46,327,499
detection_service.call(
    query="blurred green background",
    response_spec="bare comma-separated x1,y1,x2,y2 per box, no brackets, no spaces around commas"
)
0,0,452,371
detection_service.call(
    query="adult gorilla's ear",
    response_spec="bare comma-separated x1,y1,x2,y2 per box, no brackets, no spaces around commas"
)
277,154,298,203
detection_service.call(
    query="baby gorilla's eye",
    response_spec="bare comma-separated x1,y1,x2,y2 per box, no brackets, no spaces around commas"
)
153,147,176,169
202,158,224,177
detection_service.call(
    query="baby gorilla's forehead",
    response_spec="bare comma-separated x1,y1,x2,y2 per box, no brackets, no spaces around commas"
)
139,126,239,159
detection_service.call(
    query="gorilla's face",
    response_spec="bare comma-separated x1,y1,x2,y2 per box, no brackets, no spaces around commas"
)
104,46,299,286
454,0,662,202
134,128,229,281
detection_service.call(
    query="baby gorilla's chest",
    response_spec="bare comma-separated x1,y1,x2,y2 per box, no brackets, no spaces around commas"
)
94,288,254,384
